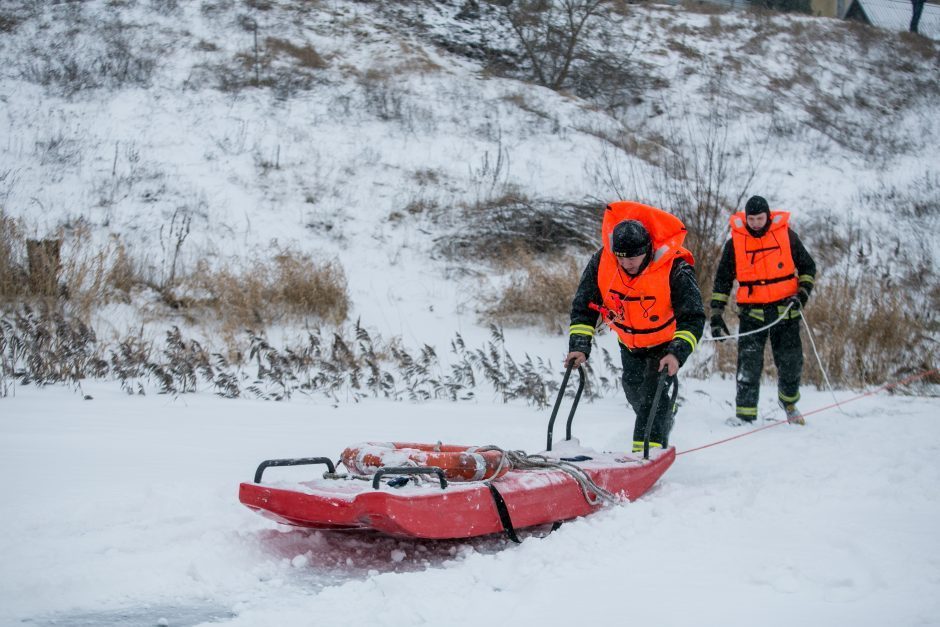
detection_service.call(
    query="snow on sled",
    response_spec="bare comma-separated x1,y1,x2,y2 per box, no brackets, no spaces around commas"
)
239,366,677,540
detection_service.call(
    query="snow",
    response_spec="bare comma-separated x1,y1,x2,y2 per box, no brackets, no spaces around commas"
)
2,378,938,626
1,1,939,625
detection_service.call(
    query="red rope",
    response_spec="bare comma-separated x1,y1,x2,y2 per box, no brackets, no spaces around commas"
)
676,369,937,457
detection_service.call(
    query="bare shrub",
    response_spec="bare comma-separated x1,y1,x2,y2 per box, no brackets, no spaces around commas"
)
858,171,940,220
435,192,601,264
483,0,653,112
35,130,84,169
0,9,23,34
357,68,408,122
20,14,160,97
483,255,583,331
493,0,610,90
159,208,192,290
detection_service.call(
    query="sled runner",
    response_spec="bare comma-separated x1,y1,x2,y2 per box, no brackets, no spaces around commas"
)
239,366,676,540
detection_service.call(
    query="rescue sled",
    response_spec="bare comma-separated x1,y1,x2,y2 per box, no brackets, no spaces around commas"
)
239,366,677,540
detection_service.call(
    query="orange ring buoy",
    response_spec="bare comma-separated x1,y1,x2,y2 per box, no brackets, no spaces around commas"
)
340,442,510,481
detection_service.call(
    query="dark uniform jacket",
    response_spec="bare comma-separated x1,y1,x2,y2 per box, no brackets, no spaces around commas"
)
568,249,705,365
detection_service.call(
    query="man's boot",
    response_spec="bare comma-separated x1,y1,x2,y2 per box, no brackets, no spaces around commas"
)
780,400,805,425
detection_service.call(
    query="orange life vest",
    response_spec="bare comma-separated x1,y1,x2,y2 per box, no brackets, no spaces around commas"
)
597,202,694,349
729,210,798,305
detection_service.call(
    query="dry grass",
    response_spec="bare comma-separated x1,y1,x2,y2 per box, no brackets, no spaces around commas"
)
265,37,327,70
184,250,349,334
801,277,935,388
105,237,145,297
482,255,584,332
0,212,28,301
677,0,733,16
703,272,937,389
2,212,349,334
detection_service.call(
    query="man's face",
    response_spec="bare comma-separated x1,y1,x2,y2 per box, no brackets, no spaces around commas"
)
617,254,646,276
746,213,768,231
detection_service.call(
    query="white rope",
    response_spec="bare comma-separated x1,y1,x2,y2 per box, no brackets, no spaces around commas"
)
702,301,796,342
334,447,621,505
474,445,621,506
799,311,849,415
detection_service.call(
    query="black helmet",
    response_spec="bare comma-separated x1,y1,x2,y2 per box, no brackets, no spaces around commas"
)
610,220,651,258
745,195,770,216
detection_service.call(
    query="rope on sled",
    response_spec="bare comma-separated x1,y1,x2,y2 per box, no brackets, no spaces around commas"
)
473,445,621,506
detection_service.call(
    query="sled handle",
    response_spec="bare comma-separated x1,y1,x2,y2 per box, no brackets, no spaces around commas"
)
642,372,678,460
546,363,586,451
372,467,448,490
253,457,336,483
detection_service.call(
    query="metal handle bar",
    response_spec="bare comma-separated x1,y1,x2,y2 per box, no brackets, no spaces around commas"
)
546,363,586,451
253,457,336,483
371,466,448,490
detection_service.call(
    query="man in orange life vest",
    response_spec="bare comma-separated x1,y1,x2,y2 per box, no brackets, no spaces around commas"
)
566,202,705,453
710,195,817,426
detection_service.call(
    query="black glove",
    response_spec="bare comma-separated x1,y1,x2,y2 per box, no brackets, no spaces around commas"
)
787,288,809,311
710,313,729,338
797,287,809,307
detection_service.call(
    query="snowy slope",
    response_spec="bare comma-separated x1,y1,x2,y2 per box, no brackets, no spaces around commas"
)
1,0,938,352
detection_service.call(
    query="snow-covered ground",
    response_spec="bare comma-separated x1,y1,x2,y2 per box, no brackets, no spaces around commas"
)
2,377,938,627
2,2,939,625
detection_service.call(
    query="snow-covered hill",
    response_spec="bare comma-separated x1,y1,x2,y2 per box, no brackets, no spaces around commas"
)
2,0,938,352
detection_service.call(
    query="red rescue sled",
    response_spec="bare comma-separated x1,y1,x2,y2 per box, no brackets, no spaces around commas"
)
239,366,678,540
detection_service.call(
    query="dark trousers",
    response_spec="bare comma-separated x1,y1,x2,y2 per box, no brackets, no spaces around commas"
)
911,0,925,33
735,307,803,419
620,343,674,446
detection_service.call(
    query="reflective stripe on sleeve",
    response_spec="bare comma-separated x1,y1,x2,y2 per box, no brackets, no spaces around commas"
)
673,330,697,353
569,324,595,337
